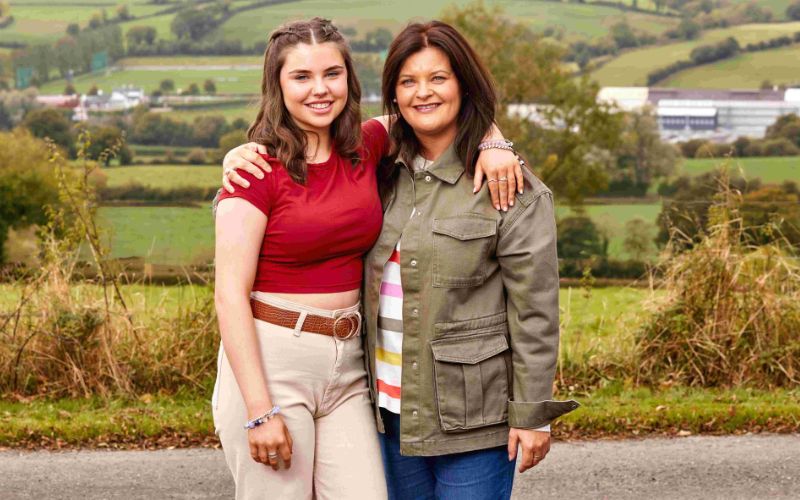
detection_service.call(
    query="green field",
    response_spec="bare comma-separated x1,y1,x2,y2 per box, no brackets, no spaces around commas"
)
90,201,663,265
167,101,260,123
97,206,215,265
558,203,662,260
662,44,800,88
38,67,264,95
103,165,221,189
731,0,795,20
205,0,675,45
3,0,675,49
118,56,262,67
591,21,800,86
560,285,653,367
681,156,800,184
0,3,169,45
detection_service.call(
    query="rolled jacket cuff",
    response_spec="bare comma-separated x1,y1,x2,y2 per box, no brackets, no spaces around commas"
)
508,399,580,429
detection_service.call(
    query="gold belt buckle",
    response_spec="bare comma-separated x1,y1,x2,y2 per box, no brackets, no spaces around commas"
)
332,310,361,340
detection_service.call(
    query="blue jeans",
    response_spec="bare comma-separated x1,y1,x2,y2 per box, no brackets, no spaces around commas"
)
378,409,516,500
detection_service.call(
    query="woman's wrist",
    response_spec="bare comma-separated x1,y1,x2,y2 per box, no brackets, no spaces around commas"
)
244,405,281,430
246,399,275,419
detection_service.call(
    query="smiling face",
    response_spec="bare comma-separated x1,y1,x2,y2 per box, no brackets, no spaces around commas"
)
279,42,348,136
394,46,461,144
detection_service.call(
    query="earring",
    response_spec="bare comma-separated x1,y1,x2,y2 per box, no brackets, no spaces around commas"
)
392,98,397,103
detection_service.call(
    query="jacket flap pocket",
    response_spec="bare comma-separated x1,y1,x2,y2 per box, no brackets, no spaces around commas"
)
432,216,496,241
431,333,508,364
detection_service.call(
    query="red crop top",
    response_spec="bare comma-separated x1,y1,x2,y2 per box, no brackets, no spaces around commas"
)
216,119,389,293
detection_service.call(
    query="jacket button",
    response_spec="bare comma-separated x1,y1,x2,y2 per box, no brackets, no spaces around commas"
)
424,175,432,182
412,361,418,369
412,308,418,316
412,410,418,417
410,259,417,267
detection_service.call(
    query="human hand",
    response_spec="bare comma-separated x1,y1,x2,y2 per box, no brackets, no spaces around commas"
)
222,142,272,193
473,148,524,211
248,415,293,471
508,427,550,473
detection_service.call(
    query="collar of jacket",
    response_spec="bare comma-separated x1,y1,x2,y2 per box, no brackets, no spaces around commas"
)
396,142,465,185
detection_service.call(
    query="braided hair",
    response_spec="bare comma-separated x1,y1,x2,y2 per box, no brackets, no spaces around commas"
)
247,18,362,184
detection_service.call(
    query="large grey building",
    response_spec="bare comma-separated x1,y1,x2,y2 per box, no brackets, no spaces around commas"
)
598,87,800,142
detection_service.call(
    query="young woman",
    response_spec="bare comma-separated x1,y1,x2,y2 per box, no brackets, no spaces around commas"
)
212,17,521,500
212,18,389,499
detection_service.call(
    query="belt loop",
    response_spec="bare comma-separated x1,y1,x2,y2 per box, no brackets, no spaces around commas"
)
293,311,307,337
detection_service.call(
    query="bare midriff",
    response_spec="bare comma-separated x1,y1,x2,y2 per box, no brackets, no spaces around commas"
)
264,288,361,311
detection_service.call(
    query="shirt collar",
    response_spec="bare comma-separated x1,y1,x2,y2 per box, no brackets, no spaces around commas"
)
397,142,465,185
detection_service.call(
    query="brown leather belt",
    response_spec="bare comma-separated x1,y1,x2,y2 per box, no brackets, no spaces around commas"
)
250,299,361,340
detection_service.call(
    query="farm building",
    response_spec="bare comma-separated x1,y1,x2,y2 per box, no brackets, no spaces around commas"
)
598,87,800,142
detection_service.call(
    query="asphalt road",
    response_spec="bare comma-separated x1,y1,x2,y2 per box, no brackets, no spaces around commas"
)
1,434,798,499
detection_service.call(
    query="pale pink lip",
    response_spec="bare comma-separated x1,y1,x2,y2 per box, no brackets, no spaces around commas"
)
413,103,441,114
305,101,334,114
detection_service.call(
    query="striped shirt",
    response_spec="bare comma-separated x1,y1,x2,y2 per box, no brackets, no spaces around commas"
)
376,241,404,413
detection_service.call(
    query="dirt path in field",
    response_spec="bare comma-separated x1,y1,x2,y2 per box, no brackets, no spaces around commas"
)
1,434,798,499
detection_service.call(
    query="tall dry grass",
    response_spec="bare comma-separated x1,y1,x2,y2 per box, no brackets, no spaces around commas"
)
0,133,218,398
636,169,800,387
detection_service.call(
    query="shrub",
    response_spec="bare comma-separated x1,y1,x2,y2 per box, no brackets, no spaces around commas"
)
637,175,800,388
21,108,74,153
187,148,207,164
214,129,247,164
759,138,799,157
97,183,217,203
0,82,219,402
765,113,800,148
787,1,800,21
623,217,655,262
559,258,648,279
557,215,608,260
679,139,709,158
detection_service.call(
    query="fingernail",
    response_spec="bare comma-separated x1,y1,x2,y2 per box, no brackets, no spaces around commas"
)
510,201,514,207
257,173,264,179
495,204,500,210
266,167,272,173
473,188,477,193
244,181,250,188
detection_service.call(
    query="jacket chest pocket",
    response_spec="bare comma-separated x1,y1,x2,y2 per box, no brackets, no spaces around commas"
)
430,329,511,432
432,215,497,288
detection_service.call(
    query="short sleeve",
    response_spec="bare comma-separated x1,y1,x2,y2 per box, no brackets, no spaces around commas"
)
216,160,274,217
361,119,389,164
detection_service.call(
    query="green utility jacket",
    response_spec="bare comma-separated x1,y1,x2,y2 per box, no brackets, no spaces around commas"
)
363,144,579,456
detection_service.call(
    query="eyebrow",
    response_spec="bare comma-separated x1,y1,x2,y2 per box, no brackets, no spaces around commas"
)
288,65,345,75
398,69,452,78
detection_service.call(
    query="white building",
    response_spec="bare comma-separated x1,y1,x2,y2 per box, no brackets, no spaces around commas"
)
81,86,146,112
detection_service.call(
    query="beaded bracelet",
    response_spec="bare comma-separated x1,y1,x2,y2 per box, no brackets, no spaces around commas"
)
244,405,281,430
478,139,514,152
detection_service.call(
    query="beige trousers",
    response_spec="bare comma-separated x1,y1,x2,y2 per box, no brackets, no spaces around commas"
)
212,293,387,500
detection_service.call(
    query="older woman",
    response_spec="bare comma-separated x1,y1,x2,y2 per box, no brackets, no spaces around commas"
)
360,21,579,499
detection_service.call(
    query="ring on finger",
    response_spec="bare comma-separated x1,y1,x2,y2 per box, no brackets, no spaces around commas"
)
223,168,233,177
488,178,498,183
499,177,508,182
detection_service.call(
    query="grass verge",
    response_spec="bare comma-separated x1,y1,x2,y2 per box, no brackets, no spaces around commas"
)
3,387,797,449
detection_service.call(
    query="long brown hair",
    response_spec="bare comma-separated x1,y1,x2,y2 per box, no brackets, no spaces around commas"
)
380,20,497,177
248,18,362,184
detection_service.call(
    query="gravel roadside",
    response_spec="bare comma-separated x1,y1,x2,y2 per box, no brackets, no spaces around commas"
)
1,434,797,499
